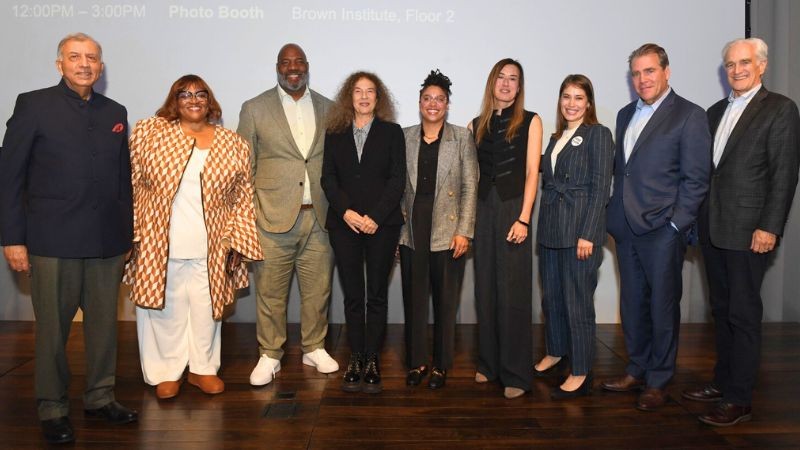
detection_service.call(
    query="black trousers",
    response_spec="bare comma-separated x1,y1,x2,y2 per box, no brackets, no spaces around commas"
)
702,243,767,406
329,224,400,354
473,187,532,390
400,246,465,369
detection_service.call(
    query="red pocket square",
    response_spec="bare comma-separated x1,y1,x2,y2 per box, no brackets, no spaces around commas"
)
112,123,125,133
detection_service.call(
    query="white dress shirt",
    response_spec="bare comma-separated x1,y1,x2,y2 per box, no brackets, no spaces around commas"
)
713,84,761,167
277,85,316,204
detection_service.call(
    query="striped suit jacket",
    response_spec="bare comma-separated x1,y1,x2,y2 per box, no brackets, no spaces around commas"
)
537,123,614,248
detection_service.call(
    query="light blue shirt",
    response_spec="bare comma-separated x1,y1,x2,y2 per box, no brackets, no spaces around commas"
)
713,84,761,167
623,87,672,163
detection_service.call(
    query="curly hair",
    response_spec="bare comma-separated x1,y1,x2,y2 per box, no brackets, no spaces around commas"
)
326,71,396,133
420,69,452,100
155,74,222,123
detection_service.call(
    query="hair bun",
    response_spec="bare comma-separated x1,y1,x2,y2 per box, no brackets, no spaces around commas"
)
421,69,452,96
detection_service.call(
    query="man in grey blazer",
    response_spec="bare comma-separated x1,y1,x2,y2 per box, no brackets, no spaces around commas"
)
237,43,338,386
682,38,800,427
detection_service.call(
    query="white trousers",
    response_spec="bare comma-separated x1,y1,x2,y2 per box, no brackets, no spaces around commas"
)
136,258,221,385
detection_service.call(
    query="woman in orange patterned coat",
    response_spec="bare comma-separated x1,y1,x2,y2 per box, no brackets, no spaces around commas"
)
124,74,262,399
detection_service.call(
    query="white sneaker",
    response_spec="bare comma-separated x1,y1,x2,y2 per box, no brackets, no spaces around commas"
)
302,348,339,374
250,354,281,386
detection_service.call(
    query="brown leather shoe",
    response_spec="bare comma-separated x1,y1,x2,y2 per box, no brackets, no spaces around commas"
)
600,374,644,392
156,380,181,399
636,387,668,411
682,384,722,403
698,402,752,427
188,372,225,394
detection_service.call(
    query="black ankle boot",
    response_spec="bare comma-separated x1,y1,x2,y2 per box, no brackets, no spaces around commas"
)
362,353,382,394
342,352,363,393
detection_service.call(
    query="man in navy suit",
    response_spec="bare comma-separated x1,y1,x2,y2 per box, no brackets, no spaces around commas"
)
682,38,799,426
0,33,136,444
601,43,711,411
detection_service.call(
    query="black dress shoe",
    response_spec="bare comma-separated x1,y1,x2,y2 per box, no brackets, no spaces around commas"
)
85,400,138,424
533,356,568,378
406,366,428,386
551,372,593,400
428,368,447,390
682,384,723,403
362,353,382,394
698,402,752,427
41,416,74,444
342,352,364,393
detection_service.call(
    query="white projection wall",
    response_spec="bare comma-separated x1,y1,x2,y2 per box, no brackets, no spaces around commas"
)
0,0,743,323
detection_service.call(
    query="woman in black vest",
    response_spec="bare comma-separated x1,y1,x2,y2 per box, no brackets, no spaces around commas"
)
469,58,543,399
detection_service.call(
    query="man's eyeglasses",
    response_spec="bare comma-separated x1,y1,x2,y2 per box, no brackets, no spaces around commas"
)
177,90,209,102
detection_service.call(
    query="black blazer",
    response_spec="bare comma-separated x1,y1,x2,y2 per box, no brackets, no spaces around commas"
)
700,86,800,250
607,90,711,238
0,79,133,258
537,124,614,248
321,118,406,230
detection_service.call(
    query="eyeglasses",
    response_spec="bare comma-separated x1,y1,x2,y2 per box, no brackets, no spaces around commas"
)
177,90,209,102
421,95,447,105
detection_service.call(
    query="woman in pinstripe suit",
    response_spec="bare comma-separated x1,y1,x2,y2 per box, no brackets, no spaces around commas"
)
534,74,614,399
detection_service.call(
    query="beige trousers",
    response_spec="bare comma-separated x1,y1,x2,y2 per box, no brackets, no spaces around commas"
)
254,209,334,359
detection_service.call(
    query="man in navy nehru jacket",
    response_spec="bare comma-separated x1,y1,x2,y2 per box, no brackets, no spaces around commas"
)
0,32,136,444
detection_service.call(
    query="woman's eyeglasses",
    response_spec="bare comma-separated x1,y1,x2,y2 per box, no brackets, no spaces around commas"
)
177,90,209,102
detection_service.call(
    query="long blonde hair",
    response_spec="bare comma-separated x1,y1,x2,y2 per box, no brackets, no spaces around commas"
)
474,58,526,144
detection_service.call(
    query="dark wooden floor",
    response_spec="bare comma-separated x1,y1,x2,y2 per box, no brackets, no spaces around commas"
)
0,321,798,449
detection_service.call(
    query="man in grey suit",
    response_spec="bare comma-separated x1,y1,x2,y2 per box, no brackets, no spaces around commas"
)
238,43,338,386
682,38,799,426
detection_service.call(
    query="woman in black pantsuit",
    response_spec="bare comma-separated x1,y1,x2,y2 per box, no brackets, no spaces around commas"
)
470,59,543,399
321,72,405,394
399,70,478,389
534,74,614,399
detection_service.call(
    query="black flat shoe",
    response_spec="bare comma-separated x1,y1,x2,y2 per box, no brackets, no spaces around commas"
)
84,400,138,424
533,356,568,378
362,353,382,394
406,366,428,386
428,367,447,390
551,372,593,400
342,352,364,393
41,416,74,444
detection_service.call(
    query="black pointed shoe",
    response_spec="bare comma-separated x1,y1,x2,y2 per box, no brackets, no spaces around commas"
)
342,352,364,393
428,367,447,390
551,372,593,400
41,416,74,444
362,353,382,394
406,366,428,386
84,400,138,424
533,356,568,378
